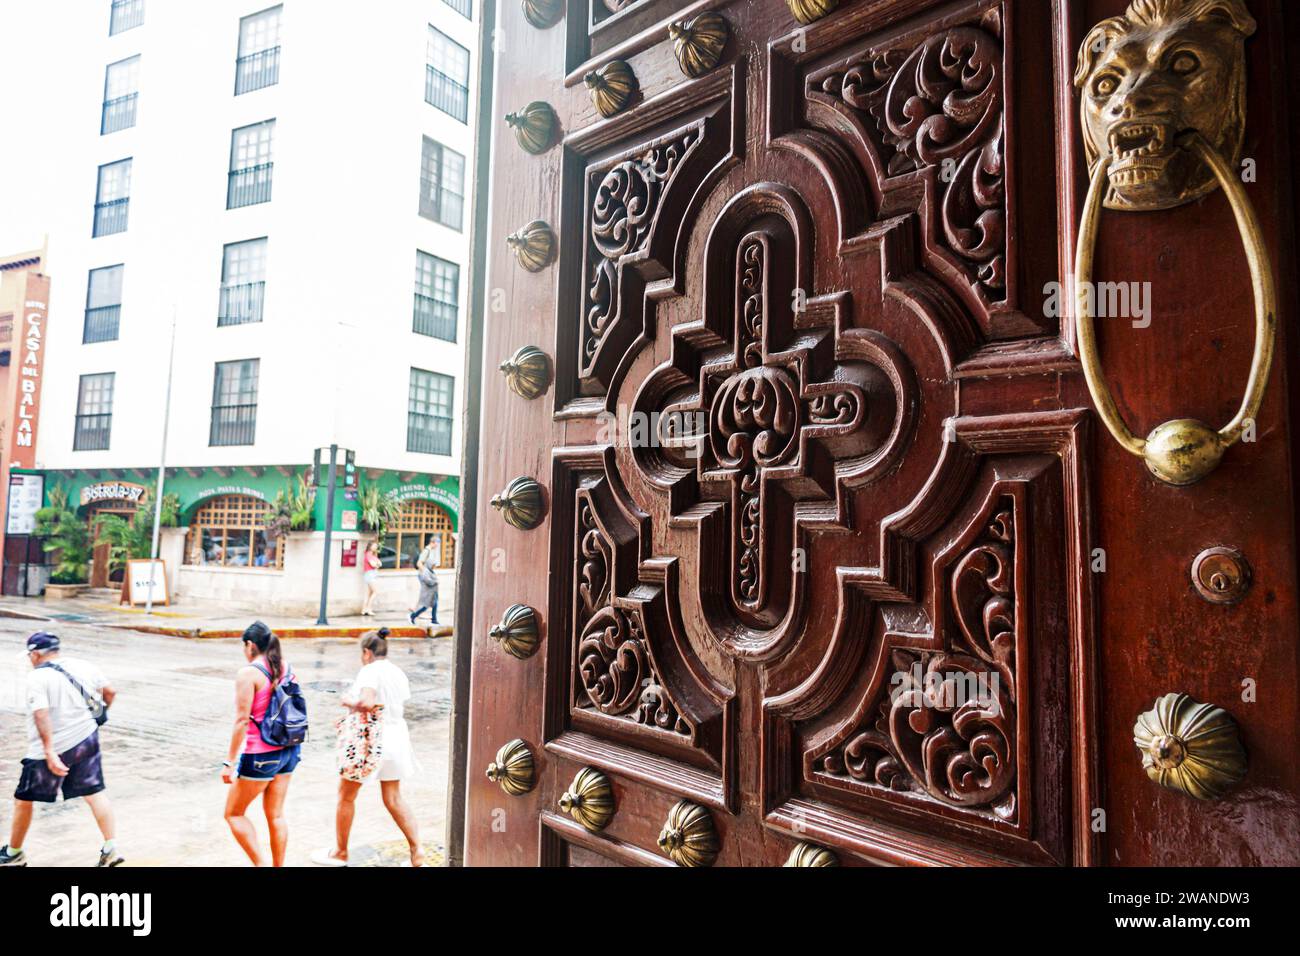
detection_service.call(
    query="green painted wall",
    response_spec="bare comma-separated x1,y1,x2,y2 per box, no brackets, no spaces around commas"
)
33,466,459,533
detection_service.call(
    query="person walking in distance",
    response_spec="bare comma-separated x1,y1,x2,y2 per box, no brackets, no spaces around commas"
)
221,621,305,867
312,628,423,867
0,632,122,867
361,541,381,617
408,542,439,626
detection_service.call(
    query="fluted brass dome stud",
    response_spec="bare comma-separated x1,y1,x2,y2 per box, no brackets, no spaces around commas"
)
558,768,615,832
488,603,541,659
584,60,637,118
490,475,545,530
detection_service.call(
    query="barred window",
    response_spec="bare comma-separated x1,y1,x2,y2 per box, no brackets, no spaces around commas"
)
84,265,124,343
185,494,282,569
380,499,456,570
101,55,140,134
93,158,132,236
419,137,465,229
236,5,282,94
109,0,144,35
425,27,470,122
407,367,454,455
74,373,115,451
228,120,275,208
219,238,268,326
210,358,260,446
413,251,458,341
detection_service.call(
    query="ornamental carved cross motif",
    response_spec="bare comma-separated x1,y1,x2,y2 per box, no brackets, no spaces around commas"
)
645,221,896,633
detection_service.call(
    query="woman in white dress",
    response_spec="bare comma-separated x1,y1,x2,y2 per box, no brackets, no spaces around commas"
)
311,629,422,867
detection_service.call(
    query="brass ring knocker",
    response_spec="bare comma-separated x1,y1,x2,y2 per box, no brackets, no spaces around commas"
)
1074,130,1277,485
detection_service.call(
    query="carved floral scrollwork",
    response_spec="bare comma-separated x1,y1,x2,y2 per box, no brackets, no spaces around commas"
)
816,19,1006,298
583,132,698,373
577,605,648,715
821,501,1019,821
577,497,610,621
572,489,691,738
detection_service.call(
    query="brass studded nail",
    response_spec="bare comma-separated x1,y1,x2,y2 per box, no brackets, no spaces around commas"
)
504,101,557,154
489,603,541,660
558,768,615,832
669,13,729,78
506,220,555,272
520,0,562,30
584,60,637,118
499,345,551,400
1133,693,1246,800
784,841,839,867
490,475,545,530
656,799,719,867
485,738,536,796
787,0,839,24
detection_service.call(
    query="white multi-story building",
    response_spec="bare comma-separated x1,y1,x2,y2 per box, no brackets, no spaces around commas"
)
12,0,479,616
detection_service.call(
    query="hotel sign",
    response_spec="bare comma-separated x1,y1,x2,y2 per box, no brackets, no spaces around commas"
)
80,481,147,507
8,275,50,469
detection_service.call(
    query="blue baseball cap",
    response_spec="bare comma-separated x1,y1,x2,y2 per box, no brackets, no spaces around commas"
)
26,632,60,653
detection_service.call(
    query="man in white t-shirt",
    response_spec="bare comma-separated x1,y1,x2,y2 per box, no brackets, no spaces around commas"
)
312,628,423,867
0,632,123,868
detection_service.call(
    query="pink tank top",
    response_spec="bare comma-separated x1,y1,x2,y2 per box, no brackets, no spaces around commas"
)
245,657,291,754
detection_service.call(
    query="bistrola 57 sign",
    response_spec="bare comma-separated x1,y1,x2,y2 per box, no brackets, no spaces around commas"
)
8,275,50,470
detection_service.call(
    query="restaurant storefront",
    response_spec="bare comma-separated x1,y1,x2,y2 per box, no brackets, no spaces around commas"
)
18,464,459,616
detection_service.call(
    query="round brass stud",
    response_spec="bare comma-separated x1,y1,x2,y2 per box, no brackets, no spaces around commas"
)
489,603,541,660
669,13,729,78
499,345,551,400
784,842,839,867
485,738,536,796
584,60,638,118
504,102,557,154
490,475,545,530
558,768,615,832
1133,693,1246,800
506,220,555,272
787,0,839,25
656,799,719,867
520,0,562,30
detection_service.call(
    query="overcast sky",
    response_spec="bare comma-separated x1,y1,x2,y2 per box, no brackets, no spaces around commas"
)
0,1,82,254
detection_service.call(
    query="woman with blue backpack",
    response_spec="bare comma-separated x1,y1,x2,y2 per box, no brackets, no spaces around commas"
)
221,621,309,866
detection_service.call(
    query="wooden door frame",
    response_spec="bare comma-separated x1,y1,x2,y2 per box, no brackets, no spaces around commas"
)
443,0,498,868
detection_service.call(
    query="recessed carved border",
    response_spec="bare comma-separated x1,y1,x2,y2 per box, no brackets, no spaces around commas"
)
554,62,744,415
768,0,1057,343
761,408,1098,867
543,444,734,802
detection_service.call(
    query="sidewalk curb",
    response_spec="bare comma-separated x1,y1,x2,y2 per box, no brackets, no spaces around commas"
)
2,606,452,640
0,607,52,622
104,624,450,640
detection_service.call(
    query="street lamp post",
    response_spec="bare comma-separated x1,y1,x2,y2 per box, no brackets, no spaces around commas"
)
315,443,339,625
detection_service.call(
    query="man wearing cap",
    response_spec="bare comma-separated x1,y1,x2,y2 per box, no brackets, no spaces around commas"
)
0,632,122,867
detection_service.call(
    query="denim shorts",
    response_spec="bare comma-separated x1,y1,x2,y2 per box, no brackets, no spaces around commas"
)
237,745,301,780
15,731,105,803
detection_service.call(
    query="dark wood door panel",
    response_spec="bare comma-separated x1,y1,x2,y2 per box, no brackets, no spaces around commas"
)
466,0,1300,867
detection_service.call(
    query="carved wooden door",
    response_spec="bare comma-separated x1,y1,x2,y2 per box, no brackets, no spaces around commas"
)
465,0,1300,866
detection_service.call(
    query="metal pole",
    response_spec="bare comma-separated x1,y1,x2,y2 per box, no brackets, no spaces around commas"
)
315,444,338,625
145,314,178,615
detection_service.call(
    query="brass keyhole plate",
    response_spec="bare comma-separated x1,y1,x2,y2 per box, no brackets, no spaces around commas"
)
1191,547,1251,605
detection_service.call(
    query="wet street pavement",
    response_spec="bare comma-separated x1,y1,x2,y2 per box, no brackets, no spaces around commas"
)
0,618,451,866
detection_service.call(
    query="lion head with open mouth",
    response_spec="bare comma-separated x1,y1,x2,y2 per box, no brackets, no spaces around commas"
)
1074,0,1255,211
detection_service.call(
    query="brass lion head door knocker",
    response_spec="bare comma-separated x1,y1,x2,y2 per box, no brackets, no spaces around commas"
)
1075,0,1255,211
1072,0,1276,486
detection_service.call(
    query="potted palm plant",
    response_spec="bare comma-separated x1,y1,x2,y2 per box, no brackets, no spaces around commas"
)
35,495,94,599
93,493,180,582
264,474,315,545
358,485,401,541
